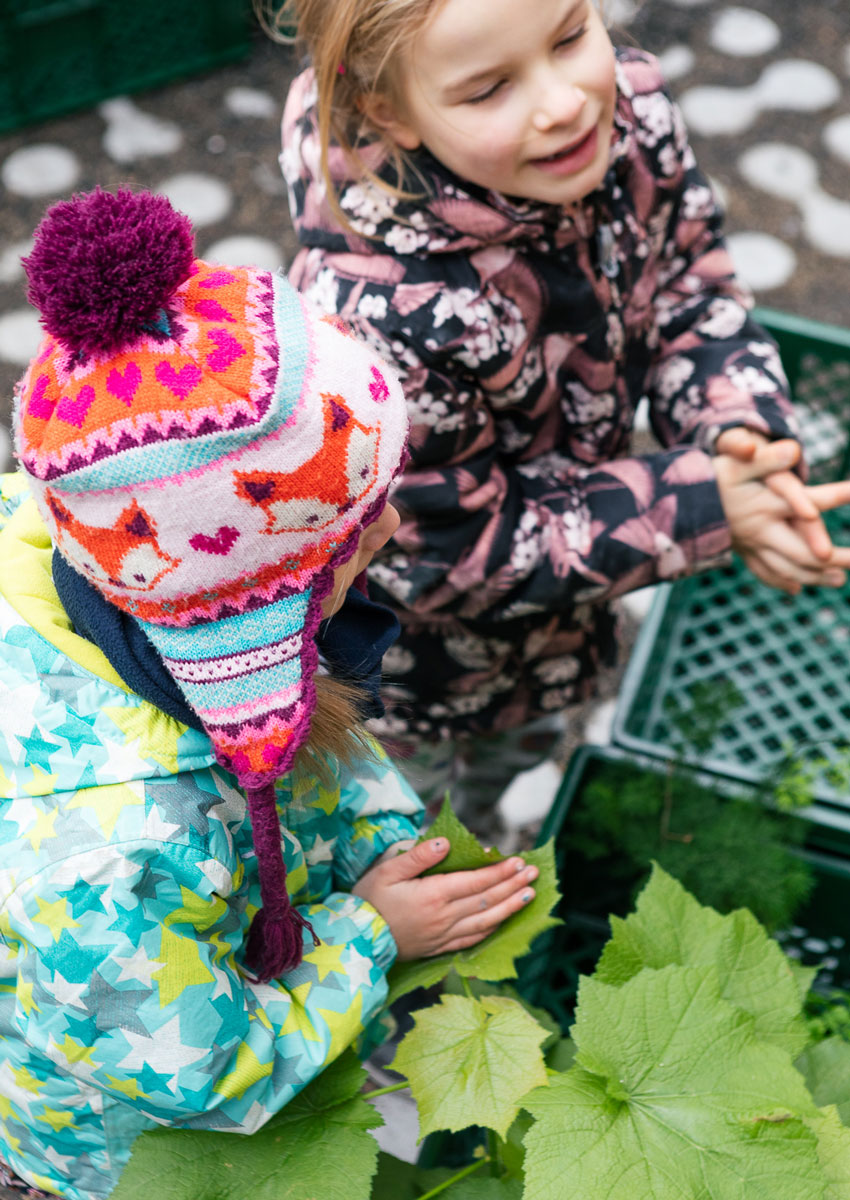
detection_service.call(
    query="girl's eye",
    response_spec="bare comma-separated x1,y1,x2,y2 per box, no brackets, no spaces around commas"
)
465,79,506,105
555,24,587,49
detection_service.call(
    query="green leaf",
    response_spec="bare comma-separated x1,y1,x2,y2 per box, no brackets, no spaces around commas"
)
387,839,560,1005
112,1053,382,1200
497,1109,534,1179
443,976,561,1052
544,1036,577,1073
445,1178,522,1199
804,1106,850,1199
790,960,820,1006
522,964,827,1199
420,796,505,874
796,1036,850,1124
369,1151,457,1199
393,994,549,1140
595,863,809,1056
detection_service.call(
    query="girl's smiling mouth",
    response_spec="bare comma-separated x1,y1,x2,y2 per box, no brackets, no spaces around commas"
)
531,125,598,174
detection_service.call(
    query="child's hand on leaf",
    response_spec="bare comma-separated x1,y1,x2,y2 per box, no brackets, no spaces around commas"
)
713,428,850,594
352,838,537,960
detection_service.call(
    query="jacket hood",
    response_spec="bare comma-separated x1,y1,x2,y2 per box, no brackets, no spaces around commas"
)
281,54,636,257
0,482,214,801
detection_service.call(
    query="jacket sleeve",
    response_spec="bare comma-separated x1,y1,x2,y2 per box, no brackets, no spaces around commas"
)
6,831,397,1138
330,741,423,888
632,75,797,453
288,157,797,622
288,269,732,621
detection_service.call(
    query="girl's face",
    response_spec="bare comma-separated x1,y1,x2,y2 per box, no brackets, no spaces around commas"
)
374,0,617,207
321,502,400,617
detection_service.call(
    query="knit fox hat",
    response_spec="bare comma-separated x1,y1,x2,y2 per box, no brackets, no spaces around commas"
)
14,187,409,980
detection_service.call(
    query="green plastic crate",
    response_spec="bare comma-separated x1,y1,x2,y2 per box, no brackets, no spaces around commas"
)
754,309,850,485
0,0,253,134
516,745,850,1033
612,310,850,819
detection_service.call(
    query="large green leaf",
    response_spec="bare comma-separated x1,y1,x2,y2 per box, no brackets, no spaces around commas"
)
595,864,809,1056
796,1036,850,1124
443,975,561,1052
804,1107,850,1199
112,1052,382,1200
369,1151,457,1199
447,1178,522,1199
393,994,549,1139
420,797,506,874
522,965,827,1199
387,822,560,1005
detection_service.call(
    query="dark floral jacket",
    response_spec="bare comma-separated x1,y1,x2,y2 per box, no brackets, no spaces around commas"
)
281,48,798,742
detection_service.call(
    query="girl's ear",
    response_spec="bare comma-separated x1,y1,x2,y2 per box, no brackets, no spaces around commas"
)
359,92,422,151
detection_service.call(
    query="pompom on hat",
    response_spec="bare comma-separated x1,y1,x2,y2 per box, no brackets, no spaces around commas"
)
14,187,409,980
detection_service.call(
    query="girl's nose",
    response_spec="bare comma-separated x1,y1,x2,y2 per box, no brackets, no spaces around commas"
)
532,81,587,132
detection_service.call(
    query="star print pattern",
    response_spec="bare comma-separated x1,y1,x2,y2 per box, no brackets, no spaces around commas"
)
0,476,423,1200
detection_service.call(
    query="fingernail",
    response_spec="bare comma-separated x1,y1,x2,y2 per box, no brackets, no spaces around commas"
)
526,866,538,881
513,858,525,873
827,571,845,586
522,891,533,903
432,839,445,851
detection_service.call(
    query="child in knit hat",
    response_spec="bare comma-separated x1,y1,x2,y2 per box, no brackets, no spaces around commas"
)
0,188,538,1200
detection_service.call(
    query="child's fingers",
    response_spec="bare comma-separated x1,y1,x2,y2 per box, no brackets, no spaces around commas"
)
790,518,834,563
723,438,800,483
450,863,538,920
751,543,845,589
805,540,850,569
741,550,802,594
435,886,536,953
763,471,820,523
435,856,529,902
755,519,840,571
380,838,451,881
805,480,850,514
715,428,764,460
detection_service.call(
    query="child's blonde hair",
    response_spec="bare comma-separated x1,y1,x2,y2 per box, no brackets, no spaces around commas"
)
297,673,377,782
255,0,437,225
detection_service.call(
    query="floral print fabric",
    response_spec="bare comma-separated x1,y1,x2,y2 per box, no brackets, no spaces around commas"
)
281,48,798,741
0,1158,59,1200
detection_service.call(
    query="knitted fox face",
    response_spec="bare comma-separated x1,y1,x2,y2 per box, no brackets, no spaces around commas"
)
45,491,179,591
235,391,380,535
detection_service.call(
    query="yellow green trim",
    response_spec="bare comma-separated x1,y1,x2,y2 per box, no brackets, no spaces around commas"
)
0,493,131,693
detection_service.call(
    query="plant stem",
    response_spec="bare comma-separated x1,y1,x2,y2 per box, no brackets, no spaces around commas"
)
461,976,474,999
660,760,693,845
487,1129,500,1176
362,1080,409,1100
416,1156,490,1200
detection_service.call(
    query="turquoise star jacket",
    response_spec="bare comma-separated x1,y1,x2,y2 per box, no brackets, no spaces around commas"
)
0,474,423,1200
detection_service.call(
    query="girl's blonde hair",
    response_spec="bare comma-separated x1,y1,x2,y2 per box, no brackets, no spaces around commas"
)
296,672,378,782
255,0,437,226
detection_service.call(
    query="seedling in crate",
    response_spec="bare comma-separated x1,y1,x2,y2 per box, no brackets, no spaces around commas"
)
570,681,818,929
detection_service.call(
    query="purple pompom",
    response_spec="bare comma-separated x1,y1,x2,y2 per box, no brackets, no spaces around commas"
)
23,187,194,358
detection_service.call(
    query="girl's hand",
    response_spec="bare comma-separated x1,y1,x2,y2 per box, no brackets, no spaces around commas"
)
713,431,850,593
351,838,538,960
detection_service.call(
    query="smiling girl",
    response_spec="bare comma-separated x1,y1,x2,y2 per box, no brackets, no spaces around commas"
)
260,0,850,817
